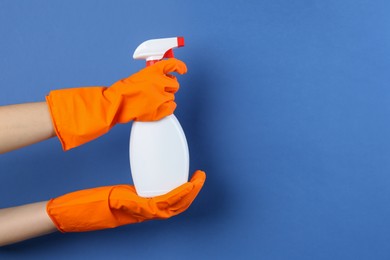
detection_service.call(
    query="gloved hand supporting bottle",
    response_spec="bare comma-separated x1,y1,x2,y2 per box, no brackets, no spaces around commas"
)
46,170,205,232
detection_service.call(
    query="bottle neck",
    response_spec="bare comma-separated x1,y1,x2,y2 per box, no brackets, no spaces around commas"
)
146,60,160,67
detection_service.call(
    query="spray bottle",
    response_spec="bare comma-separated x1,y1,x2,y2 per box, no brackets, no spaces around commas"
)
130,37,189,197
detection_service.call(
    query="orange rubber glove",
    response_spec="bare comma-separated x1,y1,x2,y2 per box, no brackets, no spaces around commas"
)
46,170,205,232
46,58,187,151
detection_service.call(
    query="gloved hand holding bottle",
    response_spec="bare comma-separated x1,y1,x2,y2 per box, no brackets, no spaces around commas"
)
46,58,187,150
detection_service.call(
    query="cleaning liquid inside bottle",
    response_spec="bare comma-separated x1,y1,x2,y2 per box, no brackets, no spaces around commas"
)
129,114,189,197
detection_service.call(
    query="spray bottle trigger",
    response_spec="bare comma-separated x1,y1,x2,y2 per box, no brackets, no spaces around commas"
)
163,49,174,59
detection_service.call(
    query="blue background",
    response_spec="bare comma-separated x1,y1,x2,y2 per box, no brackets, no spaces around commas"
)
1,0,390,259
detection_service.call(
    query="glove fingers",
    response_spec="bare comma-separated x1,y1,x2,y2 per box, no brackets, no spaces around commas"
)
190,170,206,183
186,170,206,203
152,102,176,121
163,74,179,94
154,182,194,209
154,73,179,94
174,170,206,210
155,170,206,214
152,58,187,75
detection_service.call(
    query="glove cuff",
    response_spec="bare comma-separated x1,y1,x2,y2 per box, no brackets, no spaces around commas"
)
46,186,119,232
46,87,115,151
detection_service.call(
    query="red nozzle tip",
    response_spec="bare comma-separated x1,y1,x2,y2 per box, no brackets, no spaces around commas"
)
177,37,185,47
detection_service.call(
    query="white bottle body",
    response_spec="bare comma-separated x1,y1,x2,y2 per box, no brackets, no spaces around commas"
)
129,114,189,197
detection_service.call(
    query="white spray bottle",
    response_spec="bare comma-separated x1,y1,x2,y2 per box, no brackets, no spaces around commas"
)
130,37,189,197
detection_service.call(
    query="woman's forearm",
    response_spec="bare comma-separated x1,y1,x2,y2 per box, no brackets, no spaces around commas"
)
0,102,58,245
0,201,57,246
0,102,56,153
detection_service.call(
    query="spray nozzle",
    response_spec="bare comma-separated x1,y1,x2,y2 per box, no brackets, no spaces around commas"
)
133,37,185,66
